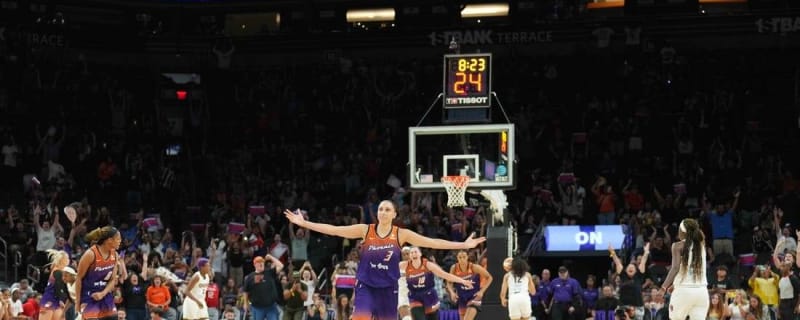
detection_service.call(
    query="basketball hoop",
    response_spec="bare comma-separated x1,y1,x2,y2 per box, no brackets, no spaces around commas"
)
442,175,470,207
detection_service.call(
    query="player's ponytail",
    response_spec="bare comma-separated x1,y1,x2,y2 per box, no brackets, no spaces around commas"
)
678,219,705,281
85,226,119,245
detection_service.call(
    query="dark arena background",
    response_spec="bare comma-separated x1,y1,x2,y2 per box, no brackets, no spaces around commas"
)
1,0,800,320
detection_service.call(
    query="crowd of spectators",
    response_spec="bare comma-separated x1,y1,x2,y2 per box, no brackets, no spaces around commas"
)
1,14,800,320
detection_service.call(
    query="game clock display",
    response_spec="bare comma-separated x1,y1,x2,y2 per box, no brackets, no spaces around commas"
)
443,53,492,109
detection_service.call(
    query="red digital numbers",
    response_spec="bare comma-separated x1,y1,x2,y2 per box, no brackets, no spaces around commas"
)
452,72,483,95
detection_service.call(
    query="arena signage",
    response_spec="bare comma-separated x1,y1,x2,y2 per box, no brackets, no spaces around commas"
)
428,29,553,46
544,225,626,252
755,16,800,34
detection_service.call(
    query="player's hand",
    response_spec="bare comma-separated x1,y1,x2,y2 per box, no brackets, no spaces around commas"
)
284,209,307,226
568,307,575,314
450,295,458,304
474,292,483,301
462,233,487,249
501,298,507,307
91,292,105,301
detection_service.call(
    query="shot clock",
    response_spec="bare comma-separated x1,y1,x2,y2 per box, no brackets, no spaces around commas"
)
443,53,492,109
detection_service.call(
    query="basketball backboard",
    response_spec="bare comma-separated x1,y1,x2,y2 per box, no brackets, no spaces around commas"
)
408,124,515,191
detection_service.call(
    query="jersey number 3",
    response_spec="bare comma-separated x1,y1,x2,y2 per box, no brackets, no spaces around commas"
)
383,251,394,262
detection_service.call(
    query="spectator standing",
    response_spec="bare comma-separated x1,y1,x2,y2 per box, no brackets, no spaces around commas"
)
703,192,739,257
206,276,221,320
121,265,149,320
206,234,227,287
611,242,648,320
34,205,62,258
748,265,779,314
298,262,317,307
288,222,310,270
243,254,284,320
228,239,246,287
592,177,616,225
282,271,308,320
775,260,800,320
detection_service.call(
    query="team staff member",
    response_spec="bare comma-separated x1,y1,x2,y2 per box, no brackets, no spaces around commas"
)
547,266,582,320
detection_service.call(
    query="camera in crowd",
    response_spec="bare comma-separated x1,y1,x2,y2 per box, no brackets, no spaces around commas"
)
615,306,635,320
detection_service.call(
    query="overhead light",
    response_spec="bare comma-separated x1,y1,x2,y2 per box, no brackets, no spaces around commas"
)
346,8,395,22
461,3,509,18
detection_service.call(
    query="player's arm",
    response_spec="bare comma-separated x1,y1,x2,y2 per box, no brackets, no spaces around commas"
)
399,229,486,250
284,209,366,239
527,272,536,296
499,273,510,307
74,249,96,311
472,264,494,299
446,265,458,300
184,273,203,306
428,261,472,287
660,241,684,291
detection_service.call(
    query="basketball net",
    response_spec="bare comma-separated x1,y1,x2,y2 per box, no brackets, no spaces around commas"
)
442,175,470,207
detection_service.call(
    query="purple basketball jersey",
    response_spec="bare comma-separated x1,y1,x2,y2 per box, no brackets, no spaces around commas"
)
356,224,401,288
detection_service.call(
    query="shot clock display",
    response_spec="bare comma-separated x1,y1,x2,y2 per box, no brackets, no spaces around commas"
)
443,53,492,109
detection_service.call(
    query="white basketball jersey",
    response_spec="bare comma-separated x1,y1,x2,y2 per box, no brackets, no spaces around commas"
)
674,241,707,288
507,273,530,296
191,272,210,299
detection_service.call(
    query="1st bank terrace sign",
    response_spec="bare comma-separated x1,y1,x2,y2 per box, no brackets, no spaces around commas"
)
428,29,553,46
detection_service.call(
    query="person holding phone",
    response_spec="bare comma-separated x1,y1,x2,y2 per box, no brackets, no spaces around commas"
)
284,200,485,320
306,294,328,320
748,264,779,315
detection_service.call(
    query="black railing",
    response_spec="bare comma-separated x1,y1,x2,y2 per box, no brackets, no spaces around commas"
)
0,236,7,284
